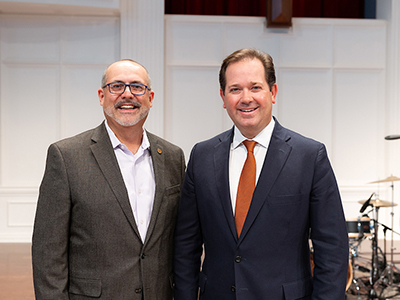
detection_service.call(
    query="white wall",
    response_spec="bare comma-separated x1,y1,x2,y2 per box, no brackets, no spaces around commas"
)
0,0,399,243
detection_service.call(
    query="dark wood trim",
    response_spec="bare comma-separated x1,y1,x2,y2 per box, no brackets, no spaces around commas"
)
266,0,293,28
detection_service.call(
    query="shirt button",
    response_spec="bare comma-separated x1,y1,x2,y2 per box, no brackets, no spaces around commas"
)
138,189,142,194
235,256,241,263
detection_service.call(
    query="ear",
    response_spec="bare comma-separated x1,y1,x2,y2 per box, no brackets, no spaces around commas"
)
98,88,105,106
220,89,227,109
148,90,155,108
270,83,278,104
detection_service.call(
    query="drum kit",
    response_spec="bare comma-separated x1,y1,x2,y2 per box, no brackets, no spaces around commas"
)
347,175,400,298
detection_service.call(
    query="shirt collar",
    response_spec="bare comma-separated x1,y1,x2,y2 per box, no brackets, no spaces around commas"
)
232,117,275,149
104,120,150,151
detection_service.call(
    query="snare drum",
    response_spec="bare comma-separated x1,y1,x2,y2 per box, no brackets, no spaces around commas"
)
346,217,371,238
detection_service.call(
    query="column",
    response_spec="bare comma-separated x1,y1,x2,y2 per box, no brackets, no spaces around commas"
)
119,0,165,137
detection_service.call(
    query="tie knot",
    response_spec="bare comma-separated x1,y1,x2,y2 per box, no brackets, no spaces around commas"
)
242,140,257,153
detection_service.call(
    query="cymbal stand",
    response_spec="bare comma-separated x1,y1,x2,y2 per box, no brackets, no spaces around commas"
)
374,181,398,288
369,207,380,298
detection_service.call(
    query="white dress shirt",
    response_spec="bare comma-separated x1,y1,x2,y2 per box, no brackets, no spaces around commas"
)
105,121,155,243
229,118,275,214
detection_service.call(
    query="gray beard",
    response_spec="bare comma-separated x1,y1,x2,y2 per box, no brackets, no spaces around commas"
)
103,106,149,127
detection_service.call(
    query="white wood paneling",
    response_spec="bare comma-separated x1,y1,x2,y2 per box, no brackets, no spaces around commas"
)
332,70,385,184
223,20,279,58
8,200,37,227
1,64,59,187
165,66,225,156
277,68,333,150
333,23,386,69
166,18,224,66
279,23,333,68
1,15,60,63
60,65,106,137
0,189,37,242
0,13,119,242
61,18,119,64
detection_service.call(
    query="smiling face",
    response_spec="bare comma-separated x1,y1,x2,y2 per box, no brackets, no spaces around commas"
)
98,60,154,131
220,58,277,139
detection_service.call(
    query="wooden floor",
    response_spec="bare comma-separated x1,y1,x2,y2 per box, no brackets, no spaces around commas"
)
0,243,34,300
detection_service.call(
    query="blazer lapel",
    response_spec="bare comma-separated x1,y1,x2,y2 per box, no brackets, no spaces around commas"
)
214,128,238,241
90,122,140,238
142,131,165,245
238,121,292,241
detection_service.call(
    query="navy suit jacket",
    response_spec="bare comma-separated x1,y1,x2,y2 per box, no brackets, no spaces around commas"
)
174,119,349,300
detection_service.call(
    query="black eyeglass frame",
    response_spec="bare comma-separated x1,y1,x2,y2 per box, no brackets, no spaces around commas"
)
102,82,150,96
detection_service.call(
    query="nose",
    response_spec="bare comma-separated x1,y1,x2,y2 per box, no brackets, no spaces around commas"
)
121,85,133,98
241,88,252,102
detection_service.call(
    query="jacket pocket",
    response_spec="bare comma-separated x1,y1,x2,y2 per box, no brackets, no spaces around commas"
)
69,276,101,298
282,276,312,300
165,183,181,196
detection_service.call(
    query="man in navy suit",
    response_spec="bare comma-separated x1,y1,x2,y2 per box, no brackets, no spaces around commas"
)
173,48,349,299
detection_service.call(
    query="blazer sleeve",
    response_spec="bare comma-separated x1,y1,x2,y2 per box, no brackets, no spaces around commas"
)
174,144,203,300
309,144,349,300
32,143,71,300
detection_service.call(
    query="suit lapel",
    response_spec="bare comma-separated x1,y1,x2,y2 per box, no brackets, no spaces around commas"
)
143,131,165,245
238,121,292,242
90,122,140,238
214,129,238,241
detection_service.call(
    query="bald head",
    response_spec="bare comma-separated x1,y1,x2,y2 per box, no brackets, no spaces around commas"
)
101,59,152,90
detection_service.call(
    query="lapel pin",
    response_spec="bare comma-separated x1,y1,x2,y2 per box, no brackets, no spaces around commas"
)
157,148,162,154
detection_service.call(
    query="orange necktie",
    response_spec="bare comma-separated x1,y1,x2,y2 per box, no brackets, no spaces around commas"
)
235,140,257,237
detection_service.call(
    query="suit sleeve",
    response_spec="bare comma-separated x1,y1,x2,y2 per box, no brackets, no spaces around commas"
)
174,144,203,300
309,144,349,300
32,143,71,300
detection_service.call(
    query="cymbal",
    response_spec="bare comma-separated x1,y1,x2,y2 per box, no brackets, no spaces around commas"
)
358,199,397,207
370,176,400,183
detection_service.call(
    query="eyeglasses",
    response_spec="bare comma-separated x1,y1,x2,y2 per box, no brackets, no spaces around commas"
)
103,82,149,96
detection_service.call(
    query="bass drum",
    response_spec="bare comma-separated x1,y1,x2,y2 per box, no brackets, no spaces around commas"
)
310,252,352,291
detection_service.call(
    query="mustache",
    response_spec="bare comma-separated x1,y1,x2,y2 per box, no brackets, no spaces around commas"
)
114,100,142,109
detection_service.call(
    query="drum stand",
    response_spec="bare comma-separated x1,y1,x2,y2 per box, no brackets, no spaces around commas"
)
349,239,369,299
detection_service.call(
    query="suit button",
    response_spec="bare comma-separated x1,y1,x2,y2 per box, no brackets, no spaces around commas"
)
140,253,145,259
231,286,236,292
135,288,142,293
235,256,241,263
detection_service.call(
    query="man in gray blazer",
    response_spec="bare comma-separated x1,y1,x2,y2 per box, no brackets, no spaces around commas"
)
32,59,185,299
